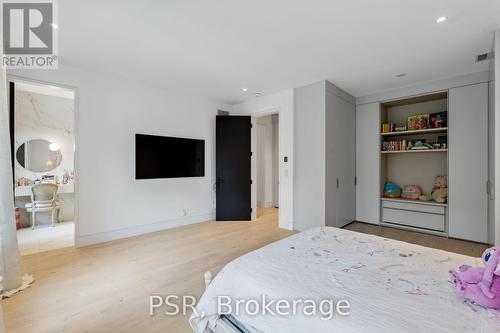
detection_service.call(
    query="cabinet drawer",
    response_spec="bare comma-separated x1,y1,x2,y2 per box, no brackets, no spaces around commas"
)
382,208,445,232
382,200,445,215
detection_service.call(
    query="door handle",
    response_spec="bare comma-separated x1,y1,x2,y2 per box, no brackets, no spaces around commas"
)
336,178,339,189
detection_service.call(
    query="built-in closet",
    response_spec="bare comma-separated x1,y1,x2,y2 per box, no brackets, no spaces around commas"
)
293,81,356,231
356,80,489,243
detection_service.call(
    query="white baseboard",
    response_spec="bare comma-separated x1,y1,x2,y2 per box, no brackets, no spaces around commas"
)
75,212,215,247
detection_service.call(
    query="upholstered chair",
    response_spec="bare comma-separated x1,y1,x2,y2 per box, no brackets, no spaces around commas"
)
25,183,61,229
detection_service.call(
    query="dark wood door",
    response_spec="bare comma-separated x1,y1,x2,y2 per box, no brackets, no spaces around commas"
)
216,115,251,220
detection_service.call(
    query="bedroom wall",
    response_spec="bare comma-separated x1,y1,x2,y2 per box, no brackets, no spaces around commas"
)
256,115,274,208
8,64,229,246
272,114,279,207
231,89,294,230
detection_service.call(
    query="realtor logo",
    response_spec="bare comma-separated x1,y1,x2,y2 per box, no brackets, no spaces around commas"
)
1,0,58,68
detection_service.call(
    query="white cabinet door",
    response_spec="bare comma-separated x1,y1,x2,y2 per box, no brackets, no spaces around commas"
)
355,102,380,224
329,93,356,228
449,83,488,243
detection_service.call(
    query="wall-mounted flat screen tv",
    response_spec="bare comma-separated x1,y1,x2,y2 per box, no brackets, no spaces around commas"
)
135,134,205,179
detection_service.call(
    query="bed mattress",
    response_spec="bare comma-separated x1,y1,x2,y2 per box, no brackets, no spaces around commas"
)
190,227,500,332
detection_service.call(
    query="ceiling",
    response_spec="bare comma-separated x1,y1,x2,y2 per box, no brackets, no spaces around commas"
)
59,0,500,104
15,81,75,99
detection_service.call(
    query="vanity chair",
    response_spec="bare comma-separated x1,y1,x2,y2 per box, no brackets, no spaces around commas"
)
25,183,61,229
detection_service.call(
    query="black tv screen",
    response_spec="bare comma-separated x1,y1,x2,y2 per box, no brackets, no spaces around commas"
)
135,134,205,179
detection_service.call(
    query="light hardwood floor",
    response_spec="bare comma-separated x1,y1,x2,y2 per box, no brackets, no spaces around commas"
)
3,208,292,333
344,221,489,257
4,210,489,333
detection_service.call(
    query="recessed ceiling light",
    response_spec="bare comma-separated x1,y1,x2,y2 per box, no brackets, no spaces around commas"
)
436,16,447,23
396,73,407,78
51,23,58,29
242,88,248,92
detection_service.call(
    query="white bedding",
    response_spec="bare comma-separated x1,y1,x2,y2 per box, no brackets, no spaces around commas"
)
190,227,500,333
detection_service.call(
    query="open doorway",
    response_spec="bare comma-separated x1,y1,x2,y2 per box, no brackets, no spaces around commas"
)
255,113,279,221
9,79,76,255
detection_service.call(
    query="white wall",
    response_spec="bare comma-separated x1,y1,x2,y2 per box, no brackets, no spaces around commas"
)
272,114,279,207
256,115,274,208
293,81,326,231
231,89,294,230
8,64,229,246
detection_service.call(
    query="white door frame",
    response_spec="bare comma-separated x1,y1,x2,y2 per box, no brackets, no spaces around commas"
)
7,74,79,248
250,109,280,221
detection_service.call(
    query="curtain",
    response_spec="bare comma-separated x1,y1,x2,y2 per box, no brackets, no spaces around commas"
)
0,63,31,297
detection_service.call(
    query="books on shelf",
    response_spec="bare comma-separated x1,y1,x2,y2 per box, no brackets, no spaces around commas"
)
382,139,407,152
381,123,407,133
382,138,447,152
382,123,396,133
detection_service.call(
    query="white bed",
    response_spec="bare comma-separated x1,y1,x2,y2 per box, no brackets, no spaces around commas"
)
190,227,500,333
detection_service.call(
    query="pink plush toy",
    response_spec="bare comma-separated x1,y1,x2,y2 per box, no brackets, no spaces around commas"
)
449,247,500,309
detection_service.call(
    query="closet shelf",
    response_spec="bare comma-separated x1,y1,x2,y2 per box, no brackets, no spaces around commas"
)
381,149,447,154
381,197,448,207
380,127,448,137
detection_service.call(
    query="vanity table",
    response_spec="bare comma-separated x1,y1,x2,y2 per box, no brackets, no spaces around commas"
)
15,183,74,197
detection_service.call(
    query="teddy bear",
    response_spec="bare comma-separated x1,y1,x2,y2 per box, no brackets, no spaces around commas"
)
431,175,448,203
449,247,500,309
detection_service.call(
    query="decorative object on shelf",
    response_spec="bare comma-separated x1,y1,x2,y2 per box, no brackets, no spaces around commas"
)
418,195,431,201
384,182,401,198
430,111,447,128
15,177,31,187
410,140,432,150
41,174,56,183
395,125,407,132
431,175,448,203
408,114,429,130
62,169,75,184
449,247,500,309
437,135,447,149
401,184,422,200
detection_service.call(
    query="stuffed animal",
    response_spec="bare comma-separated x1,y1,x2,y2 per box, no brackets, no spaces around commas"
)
401,185,421,200
431,176,448,203
449,247,500,309
419,195,431,201
384,182,401,198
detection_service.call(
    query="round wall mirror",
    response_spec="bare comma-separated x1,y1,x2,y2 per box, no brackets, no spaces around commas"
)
16,139,62,172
